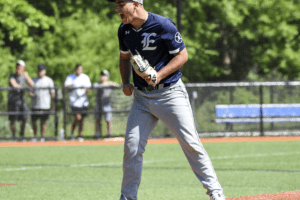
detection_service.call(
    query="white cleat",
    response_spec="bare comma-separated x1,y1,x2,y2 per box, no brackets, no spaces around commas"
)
210,193,226,200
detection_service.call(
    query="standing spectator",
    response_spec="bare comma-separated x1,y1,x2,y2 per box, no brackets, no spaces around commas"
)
64,64,91,141
29,64,55,142
93,70,120,139
8,60,34,141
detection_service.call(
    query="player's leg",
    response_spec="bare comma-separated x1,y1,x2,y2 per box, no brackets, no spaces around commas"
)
20,103,28,140
31,109,38,139
9,121,16,139
105,111,113,137
40,120,46,142
40,111,50,140
20,119,27,139
95,119,101,137
77,116,83,137
8,102,17,139
71,107,80,138
95,104,101,138
150,80,224,197
107,121,112,137
120,94,158,200
32,120,38,140
78,106,88,138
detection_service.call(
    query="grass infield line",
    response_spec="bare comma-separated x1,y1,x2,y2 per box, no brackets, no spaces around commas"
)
1,136,300,148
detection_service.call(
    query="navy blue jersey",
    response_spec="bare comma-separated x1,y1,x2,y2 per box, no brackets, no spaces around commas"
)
118,12,186,88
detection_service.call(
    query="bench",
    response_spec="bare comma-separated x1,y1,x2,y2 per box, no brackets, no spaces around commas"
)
214,104,300,131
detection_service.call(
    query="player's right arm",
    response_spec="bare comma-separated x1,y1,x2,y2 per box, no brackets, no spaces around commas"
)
9,78,21,88
119,52,133,96
118,24,134,96
64,75,73,88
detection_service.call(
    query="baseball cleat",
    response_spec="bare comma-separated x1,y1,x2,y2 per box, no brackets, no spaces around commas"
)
210,193,226,200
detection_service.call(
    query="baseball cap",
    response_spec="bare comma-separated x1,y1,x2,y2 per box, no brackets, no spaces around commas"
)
37,64,46,70
107,0,143,4
17,60,26,67
101,70,110,77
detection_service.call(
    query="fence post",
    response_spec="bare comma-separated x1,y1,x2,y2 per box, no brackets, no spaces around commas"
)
259,85,264,136
62,86,67,138
54,85,58,138
230,87,234,104
177,0,182,33
270,86,274,130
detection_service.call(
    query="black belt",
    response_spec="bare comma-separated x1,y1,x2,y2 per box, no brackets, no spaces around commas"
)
138,83,172,91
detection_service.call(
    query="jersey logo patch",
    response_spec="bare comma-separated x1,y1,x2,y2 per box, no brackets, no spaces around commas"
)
141,33,157,51
125,31,130,35
175,32,183,43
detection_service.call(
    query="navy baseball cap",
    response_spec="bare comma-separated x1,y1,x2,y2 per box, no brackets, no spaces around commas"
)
107,0,143,4
37,64,46,70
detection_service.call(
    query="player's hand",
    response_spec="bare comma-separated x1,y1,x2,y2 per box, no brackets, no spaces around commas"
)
123,83,134,96
143,72,160,86
23,71,29,78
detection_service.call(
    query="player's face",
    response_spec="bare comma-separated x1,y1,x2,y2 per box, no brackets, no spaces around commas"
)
16,65,25,76
100,75,108,82
75,66,83,76
115,0,135,24
38,69,46,78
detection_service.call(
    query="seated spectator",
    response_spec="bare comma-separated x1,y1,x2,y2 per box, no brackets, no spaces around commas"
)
29,64,55,142
8,60,34,141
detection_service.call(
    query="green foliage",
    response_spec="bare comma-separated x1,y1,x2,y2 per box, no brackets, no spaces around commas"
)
1,0,300,86
0,47,16,86
0,0,55,47
23,11,121,84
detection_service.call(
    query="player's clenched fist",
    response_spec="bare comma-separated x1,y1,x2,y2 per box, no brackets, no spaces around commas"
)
123,83,134,96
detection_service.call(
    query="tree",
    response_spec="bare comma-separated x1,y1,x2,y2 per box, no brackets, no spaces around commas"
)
180,0,300,82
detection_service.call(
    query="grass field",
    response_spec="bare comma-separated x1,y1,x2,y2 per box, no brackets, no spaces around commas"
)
0,140,299,199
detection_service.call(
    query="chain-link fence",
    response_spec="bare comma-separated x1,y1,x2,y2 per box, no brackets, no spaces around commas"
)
1,81,300,141
186,81,300,137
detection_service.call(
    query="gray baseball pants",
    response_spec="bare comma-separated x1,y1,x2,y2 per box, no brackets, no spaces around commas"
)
120,79,223,200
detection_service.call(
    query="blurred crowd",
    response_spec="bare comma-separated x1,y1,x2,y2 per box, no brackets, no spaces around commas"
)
7,60,119,142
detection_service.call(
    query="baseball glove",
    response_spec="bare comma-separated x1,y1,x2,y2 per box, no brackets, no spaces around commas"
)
130,53,157,86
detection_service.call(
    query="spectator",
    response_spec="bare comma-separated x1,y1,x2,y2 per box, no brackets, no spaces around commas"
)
93,70,120,138
64,64,91,141
29,64,55,142
8,60,34,141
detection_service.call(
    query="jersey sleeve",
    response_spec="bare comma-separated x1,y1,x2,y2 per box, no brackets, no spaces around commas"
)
85,75,92,88
9,74,15,81
64,75,73,87
49,78,55,94
161,19,186,54
118,25,130,54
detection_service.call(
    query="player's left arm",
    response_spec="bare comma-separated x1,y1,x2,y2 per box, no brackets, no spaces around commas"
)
144,48,188,85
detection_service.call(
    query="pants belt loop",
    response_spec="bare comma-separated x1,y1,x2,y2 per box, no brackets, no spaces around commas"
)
158,84,164,90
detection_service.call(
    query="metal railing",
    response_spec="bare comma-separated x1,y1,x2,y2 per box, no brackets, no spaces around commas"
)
1,81,300,140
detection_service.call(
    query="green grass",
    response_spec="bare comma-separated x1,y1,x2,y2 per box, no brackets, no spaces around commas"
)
0,140,299,199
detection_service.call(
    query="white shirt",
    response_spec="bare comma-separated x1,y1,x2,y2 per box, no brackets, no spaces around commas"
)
31,76,55,109
64,73,91,107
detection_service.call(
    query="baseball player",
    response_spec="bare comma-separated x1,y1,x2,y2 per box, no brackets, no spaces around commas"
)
108,0,226,200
